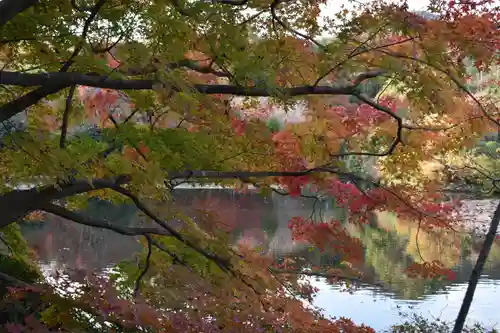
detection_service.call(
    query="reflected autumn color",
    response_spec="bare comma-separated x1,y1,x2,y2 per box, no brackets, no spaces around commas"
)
20,189,500,301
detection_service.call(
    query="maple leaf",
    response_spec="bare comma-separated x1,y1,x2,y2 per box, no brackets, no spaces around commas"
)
0,1,499,332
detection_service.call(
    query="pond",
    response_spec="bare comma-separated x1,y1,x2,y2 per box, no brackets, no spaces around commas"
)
19,189,500,332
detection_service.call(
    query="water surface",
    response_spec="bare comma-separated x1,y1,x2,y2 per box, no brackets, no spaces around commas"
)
21,189,500,331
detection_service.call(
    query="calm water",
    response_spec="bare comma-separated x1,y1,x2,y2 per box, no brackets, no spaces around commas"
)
20,189,500,332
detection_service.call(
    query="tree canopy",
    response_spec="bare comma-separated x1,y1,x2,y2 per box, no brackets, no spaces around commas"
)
0,0,499,332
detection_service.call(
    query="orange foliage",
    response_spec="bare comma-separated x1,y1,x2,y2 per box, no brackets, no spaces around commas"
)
407,260,457,281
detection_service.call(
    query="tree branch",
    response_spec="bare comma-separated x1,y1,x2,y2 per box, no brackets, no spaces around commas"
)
105,184,233,273
60,0,106,72
0,70,384,122
126,59,231,78
134,235,153,297
0,70,382,93
0,175,131,228
166,167,370,182
0,0,39,26
59,85,76,148
0,168,368,231
167,169,326,180
150,238,188,266
379,49,500,127
270,0,325,50
214,0,247,4
0,271,32,287
40,202,169,237
330,92,403,157
0,0,105,125
0,82,69,123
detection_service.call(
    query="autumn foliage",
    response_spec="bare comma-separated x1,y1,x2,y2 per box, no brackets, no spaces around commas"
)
0,0,499,332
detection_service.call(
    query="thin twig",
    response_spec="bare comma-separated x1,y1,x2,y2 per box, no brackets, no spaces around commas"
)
60,0,106,72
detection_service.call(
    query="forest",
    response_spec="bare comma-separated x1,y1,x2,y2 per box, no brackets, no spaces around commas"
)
0,0,499,332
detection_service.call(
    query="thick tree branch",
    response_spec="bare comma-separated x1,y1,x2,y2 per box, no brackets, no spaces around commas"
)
168,167,375,182
0,168,368,231
0,0,105,124
0,175,131,228
0,82,69,123
40,202,169,237
0,0,39,26
0,70,383,122
167,169,327,180
0,71,382,93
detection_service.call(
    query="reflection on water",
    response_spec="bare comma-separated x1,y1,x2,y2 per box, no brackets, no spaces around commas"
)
311,277,500,332
19,189,500,331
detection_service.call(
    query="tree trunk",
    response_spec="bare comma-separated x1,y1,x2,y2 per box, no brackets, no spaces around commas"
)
452,200,500,333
